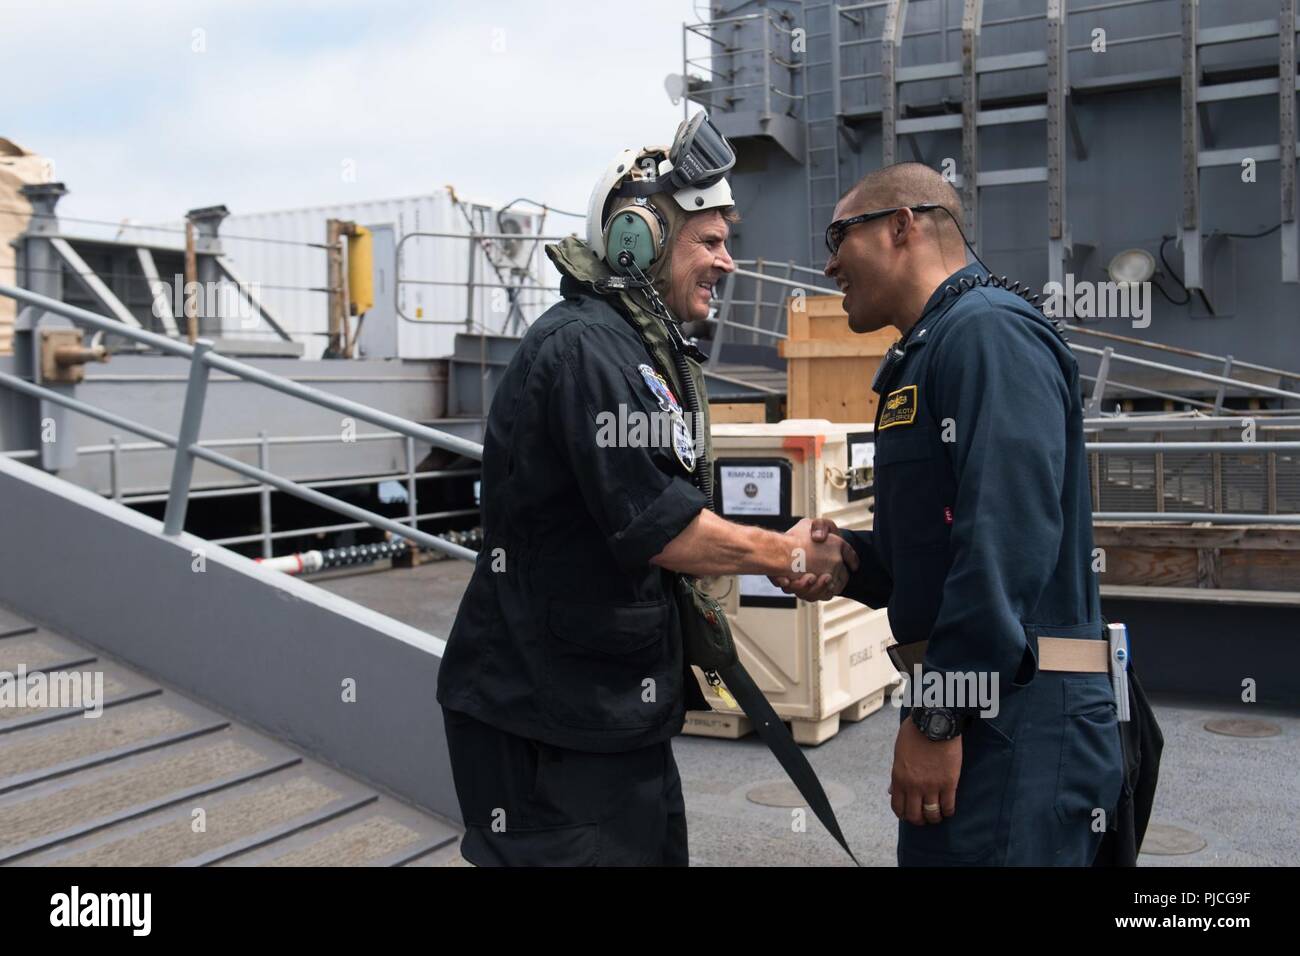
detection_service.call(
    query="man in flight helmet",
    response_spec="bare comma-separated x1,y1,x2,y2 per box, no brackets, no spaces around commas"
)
436,112,855,866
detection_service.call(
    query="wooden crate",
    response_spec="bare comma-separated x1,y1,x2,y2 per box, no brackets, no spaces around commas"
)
1091,522,1300,591
779,294,898,422
709,402,767,424
682,421,900,746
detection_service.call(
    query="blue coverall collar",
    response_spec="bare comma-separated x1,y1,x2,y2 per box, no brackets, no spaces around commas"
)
920,262,988,320
898,262,990,348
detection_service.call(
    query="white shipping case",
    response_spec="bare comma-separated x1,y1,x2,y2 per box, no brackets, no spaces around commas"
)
686,420,899,745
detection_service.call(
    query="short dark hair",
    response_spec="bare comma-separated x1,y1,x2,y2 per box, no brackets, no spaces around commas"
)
842,162,962,244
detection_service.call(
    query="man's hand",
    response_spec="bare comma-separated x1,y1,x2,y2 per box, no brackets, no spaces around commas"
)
770,517,859,601
889,718,961,826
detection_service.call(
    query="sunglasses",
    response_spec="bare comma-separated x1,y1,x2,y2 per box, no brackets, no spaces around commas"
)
825,203,941,256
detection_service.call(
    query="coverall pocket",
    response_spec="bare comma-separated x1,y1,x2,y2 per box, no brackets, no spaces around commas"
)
545,599,674,729
1053,675,1123,829
874,431,949,550
897,709,1018,866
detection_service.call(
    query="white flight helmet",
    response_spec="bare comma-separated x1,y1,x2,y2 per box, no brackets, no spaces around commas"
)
586,111,736,274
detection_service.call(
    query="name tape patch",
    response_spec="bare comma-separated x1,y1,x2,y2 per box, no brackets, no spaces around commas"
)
878,384,918,430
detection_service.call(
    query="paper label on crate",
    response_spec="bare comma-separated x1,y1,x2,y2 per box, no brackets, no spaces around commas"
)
720,465,781,515
850,440,875,470
739,574,789,598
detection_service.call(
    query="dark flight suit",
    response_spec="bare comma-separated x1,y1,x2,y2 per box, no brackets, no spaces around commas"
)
436,237,711,866
839,264,1124,866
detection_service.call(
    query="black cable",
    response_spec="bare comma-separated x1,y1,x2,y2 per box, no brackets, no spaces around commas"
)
1155,221,1283,312
1150,276,1187,306
1215,222,1281,240
0,205,330,249
0,262,325,293
0,205,187,235
1158,234,1214,314
620,251,714,510
1196,287,1216,316
1155,235,1192,306
925,203,995,278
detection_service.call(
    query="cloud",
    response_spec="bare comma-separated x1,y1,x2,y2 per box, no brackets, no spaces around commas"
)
1,0,702,225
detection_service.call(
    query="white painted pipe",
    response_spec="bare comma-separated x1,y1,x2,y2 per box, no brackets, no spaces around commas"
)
254,550,324,575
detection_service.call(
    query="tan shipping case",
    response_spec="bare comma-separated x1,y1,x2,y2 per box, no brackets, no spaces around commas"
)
685,419,899,745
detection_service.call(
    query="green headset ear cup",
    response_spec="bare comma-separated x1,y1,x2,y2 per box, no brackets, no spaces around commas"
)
604,204,664,274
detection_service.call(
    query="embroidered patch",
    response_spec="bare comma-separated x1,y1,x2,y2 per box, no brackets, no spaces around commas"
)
638,364,682,414
879,384,917,430
638,363,695,473
671,410,697,473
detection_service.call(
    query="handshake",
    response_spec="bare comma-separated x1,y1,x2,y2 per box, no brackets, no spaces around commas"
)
771,517,859,602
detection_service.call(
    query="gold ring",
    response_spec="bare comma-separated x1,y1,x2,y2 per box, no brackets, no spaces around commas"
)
922,803,941,813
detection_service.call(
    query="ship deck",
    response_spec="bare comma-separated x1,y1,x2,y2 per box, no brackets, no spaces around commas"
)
0,605,466,868
316,560,1300,867
3,559,1293,867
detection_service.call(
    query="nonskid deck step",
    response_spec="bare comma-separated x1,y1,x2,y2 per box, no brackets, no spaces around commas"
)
0,607,462,866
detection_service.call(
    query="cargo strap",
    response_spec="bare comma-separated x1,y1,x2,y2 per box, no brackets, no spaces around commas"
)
887,636,1110,674
718,662,859,865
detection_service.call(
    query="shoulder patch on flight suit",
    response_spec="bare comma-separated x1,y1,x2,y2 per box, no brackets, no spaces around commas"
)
638,364,681,413
879,384,918,430
637,363,697,474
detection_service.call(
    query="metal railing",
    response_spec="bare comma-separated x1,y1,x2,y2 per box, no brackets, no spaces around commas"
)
2,430,479,557
682,9,804,120
702,261,1300,419
8,269,1300,539
1086,435,1300,524
1078,342,1300,419
707,258,841,366
0,284,484,562
394,230,569,331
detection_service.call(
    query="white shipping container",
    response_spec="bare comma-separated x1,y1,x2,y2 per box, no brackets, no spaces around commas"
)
214,189,565,360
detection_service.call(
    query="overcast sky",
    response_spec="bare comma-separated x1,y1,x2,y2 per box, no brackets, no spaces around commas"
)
2,0,705,226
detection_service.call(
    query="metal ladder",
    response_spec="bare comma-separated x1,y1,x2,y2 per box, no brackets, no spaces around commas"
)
873,0,1070,280
1180,0,1300,289
805,1,848,263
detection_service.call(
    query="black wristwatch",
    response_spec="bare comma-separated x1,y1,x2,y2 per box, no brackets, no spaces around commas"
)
911,706,963,741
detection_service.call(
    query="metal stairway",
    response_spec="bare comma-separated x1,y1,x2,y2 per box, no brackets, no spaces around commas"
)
1,282,486,865
0,606,464,867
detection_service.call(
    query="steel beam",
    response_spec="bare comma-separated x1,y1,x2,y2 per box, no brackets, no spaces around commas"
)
215,257,293,342
1181,0,1202,290
961,0,983,249
136,247,179,337
880,0,908,166
49,238,141,329
1047,0,1066,243
163,340,214,535
1282,0,1298,283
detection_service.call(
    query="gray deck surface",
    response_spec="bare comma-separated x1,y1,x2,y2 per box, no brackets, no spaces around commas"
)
0,606,464,868
318,559,1300,867
5,564,1288,868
